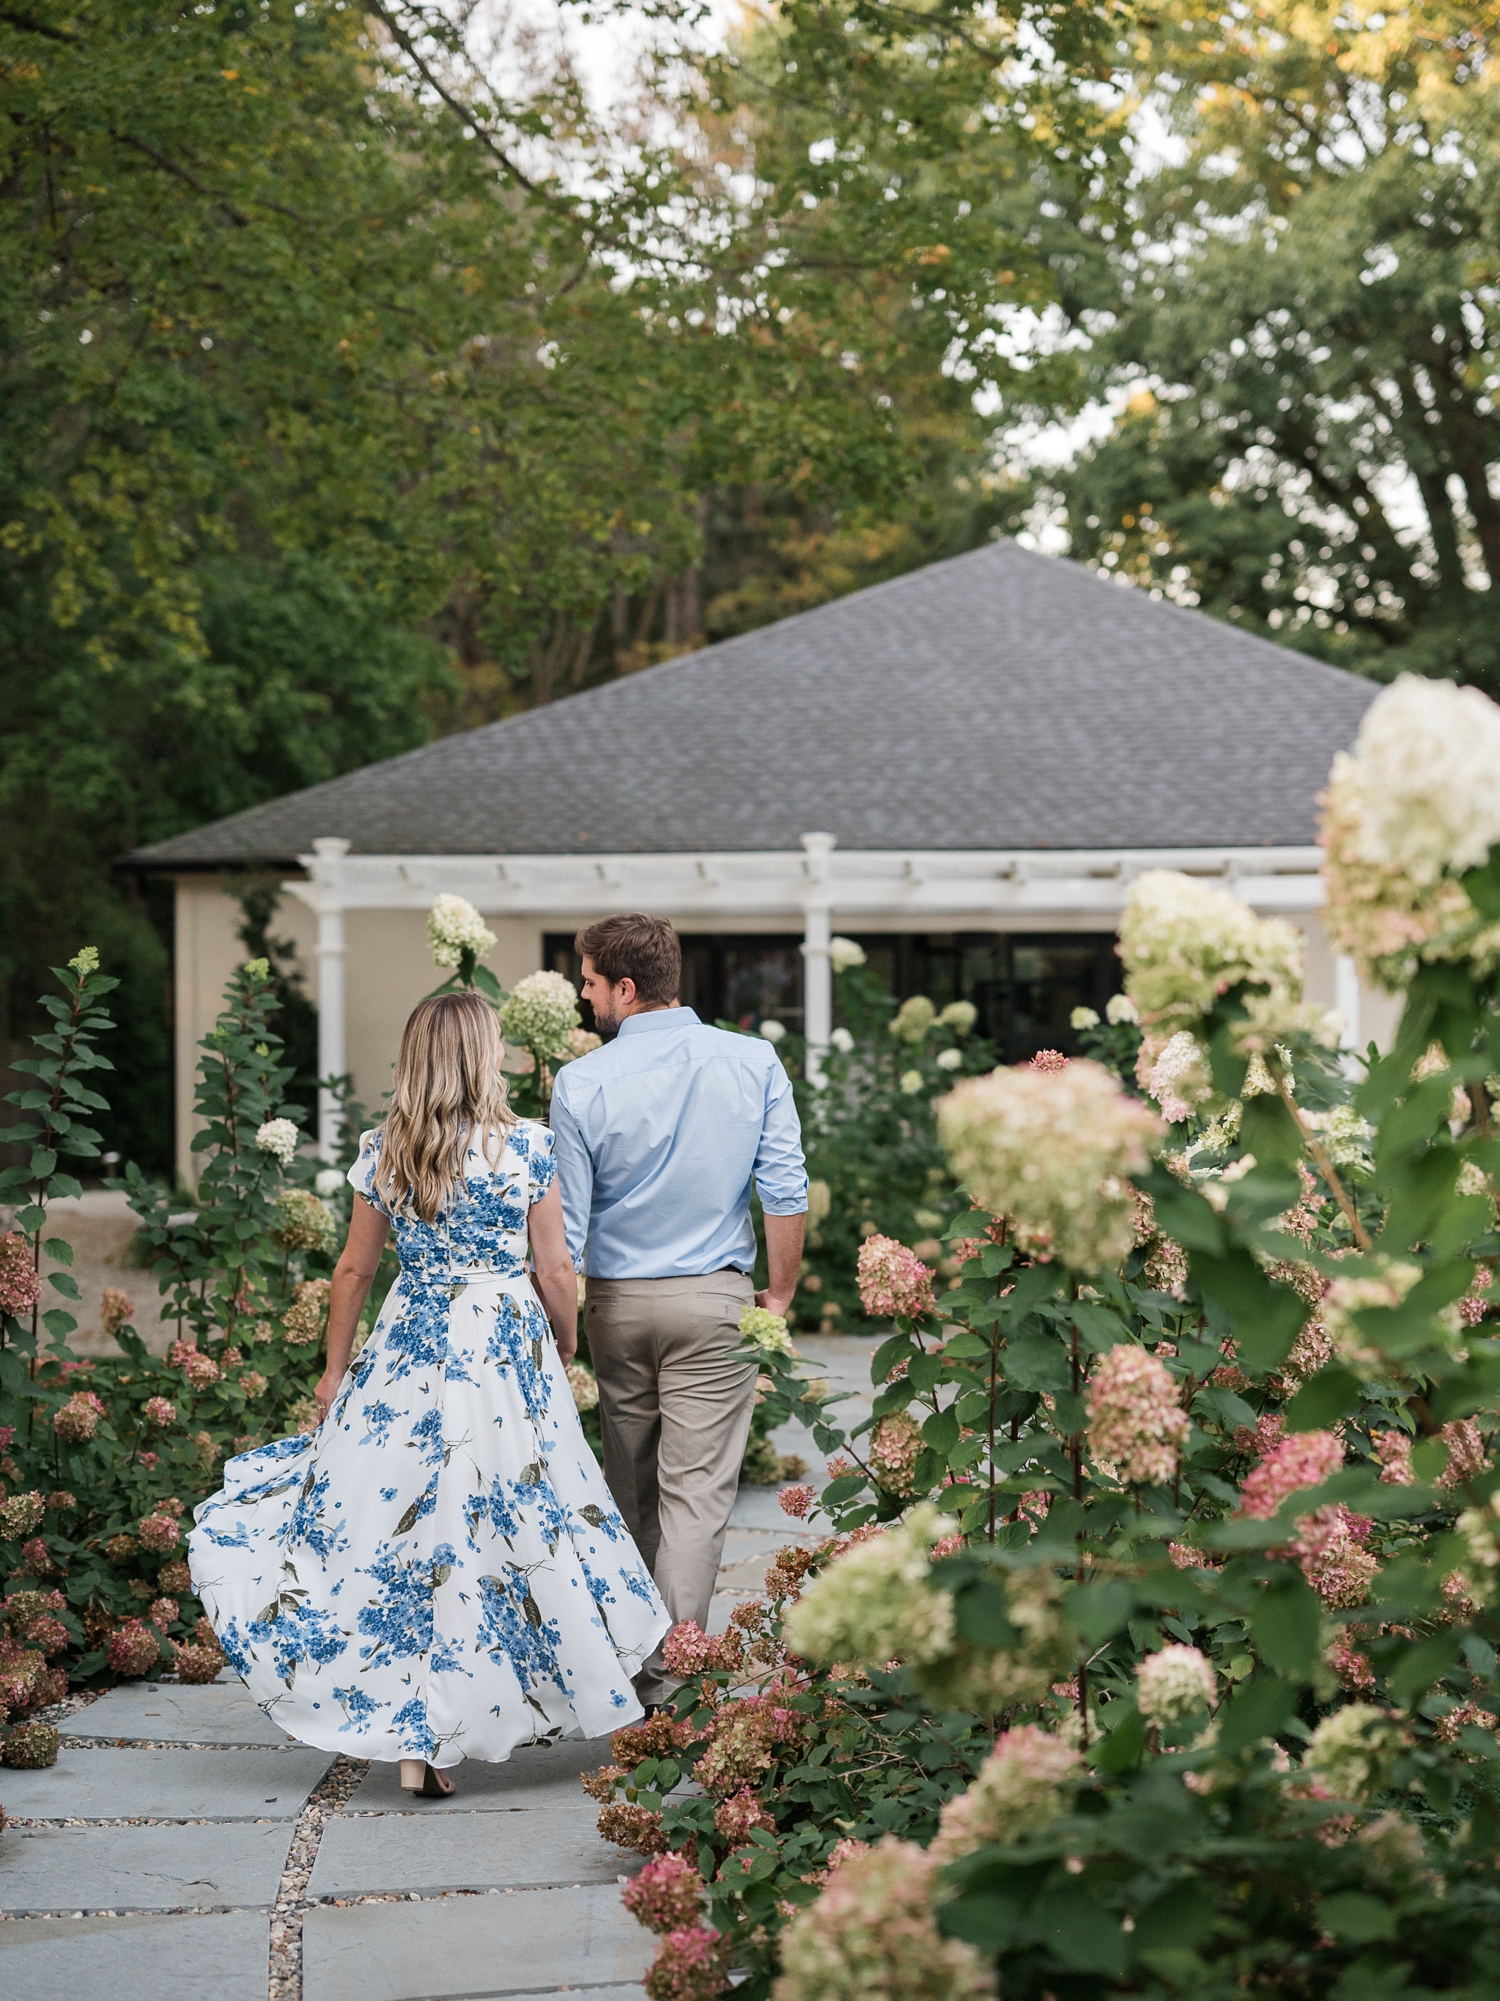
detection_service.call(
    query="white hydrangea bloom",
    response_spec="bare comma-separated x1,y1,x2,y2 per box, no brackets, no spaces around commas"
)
830,1027,855,1054
255,1118,299,1166
829,937,867,973
1070,1006,1100,1030
1304,1703,1403,1802
935,1047,963,1071
1353,675,1500,885
759,1018,787,1043
939,1000,978,1034
313,1168,345,1198
899,1069,924,1095
426,893,496,969
1120,870,1303,1026
1136,1643,1217,1723
1106,993,1139,1026
938,1059,1162,1271
498,970,581,1061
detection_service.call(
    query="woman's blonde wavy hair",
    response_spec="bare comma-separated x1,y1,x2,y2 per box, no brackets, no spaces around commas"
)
375,992,517,1222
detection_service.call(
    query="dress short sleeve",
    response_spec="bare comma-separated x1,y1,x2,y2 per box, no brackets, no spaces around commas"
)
526,1122,558,1205
347,1129,390,1216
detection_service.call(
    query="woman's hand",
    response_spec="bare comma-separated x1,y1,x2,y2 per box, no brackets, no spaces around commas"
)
553,1320,578,1366
313,1370,343,1426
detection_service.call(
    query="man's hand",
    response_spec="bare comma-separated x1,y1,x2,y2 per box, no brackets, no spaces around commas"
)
755,1289,793,1320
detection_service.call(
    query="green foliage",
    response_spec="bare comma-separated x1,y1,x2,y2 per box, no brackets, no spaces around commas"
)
785,962,998,1329
0,952,341,1693
1011,2,1500,694
588,877,1500,1994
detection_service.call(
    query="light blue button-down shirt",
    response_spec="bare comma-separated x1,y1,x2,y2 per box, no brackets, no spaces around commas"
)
549,1007,809,1279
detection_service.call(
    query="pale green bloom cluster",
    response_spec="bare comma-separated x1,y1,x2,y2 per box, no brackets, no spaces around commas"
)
829,937,866,973
1136,1643,1217,1723
426,893,497,970
68,945,100,977
928,1726,1080,1864
889,995,936,1044
1323,1258,1459,1375
1302,1104,1375,1171
784,1505,957,1670
1303,1703,1404,1802
937,1058,1162,1271
271,1187,338,1255
940,999,978,1034
1456,1495,1500,1603
773,1837,995,2001
499,969,580,1061
739,1304,795,1356
1120,870,1304,1028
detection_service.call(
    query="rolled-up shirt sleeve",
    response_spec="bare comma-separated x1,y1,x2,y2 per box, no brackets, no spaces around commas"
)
753,1060,809,1215
547,1080,594,1270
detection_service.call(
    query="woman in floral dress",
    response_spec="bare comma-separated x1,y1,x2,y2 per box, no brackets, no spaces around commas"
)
190,992,669,1796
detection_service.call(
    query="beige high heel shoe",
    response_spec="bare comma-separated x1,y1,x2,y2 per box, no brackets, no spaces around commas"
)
400,1759,455,1797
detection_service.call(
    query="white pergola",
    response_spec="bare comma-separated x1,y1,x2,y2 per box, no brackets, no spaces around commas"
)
284,832,1350,1159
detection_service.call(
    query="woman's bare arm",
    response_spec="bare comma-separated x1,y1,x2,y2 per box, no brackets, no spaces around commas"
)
315,1195,391,1423
527,1181,579,1363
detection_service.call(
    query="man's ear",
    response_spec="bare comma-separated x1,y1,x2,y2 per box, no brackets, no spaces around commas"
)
615,975,638,1009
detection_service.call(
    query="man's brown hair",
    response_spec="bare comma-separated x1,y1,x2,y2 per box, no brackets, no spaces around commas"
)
575,913,681,1005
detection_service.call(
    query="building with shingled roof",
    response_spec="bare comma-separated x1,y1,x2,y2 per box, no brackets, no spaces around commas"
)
122,539,1391,1171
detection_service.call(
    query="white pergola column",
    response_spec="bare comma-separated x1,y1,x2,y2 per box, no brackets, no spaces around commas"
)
1335,953,1362,1053
800,832,836,1083
309,838,350,1160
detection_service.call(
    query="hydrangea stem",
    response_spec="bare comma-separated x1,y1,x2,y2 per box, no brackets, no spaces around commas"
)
1274,1074,1372,1252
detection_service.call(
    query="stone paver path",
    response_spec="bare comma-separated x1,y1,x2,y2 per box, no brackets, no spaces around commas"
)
0,1335,877,2001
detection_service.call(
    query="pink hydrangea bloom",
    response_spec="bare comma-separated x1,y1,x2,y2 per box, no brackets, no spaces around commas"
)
714,1787,777,1845
824,1454,853,1480
623,1851,705,1935
170,1341,220,1388
643,1926,726,2001
778,1483,815,1519
107,1618,162,1677
660,1621,742,1678
144,1396,177,1428
856,1236,937,1321
867,1412,923,1496
137,1512,182,1554
1438,1417,1490,1489
1233,1411,1287,1461
52,1390,107,1444
0,1232,41,1316
1375,1431,1414,1484
1290,1505,1378,1608
1237,1430,1344,1519
1030,1049,1069,1073
1085,1344,1188,1486
100,1287,134,1335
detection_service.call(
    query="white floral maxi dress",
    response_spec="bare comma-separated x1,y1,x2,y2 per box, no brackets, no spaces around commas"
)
189,1121,669,1767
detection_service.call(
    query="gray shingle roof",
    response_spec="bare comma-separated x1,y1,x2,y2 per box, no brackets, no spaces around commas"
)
124,540,1375,865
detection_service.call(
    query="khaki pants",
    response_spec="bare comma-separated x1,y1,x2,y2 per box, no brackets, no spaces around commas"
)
584,1271,758,1703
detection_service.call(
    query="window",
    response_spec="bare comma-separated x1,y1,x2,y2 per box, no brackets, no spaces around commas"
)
544,929,1119,1059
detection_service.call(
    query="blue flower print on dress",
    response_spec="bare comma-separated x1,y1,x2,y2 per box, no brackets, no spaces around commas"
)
188,1119,668,1769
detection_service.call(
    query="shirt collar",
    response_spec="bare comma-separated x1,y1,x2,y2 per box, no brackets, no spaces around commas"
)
617,1006,699,1037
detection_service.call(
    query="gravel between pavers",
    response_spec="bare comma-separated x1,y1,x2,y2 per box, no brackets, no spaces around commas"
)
268,1754,368,2001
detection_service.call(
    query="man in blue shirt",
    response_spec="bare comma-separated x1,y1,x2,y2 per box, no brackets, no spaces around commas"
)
550,913,808,1705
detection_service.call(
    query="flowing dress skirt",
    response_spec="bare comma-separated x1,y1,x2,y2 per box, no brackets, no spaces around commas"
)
189,1270,669,1767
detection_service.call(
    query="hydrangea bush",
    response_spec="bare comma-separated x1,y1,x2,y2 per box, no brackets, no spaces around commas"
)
590,676,1500,1998
0,956,345,1700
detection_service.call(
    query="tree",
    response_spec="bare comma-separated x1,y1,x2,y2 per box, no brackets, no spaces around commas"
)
1010,3,1500,691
